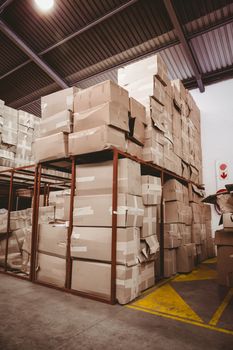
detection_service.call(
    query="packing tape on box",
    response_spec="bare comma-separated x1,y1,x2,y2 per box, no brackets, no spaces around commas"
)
71,128,97,139
73,207,94,216
71,246,87,252
142,183,161,194
57,242,66,248
66,95,74,109
72,232,80,240
143,207,156,236
76,176,95,183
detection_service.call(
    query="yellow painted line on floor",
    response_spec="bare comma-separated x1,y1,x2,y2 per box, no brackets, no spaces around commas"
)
209,288,233,326
173,265,217,282
202,257,217,264
131,283,203,323
127,304,233,336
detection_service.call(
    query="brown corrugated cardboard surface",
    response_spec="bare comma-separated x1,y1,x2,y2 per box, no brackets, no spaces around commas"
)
37,252,66,288
38,224,67,258
71,260,140,304
76,159,142,196
129,97,146,124
217,245,233,287
164,201,186,223
131,118,145,145
190,203,202,223
215,229,233,245
164,248,177,277
163,179,183,202
177,243,195,273
222,213,233,229
41,87,79,119
141,175,162,205
64,194,144,227
33,132,68,163
125,139,143,159
139,261,155,292
164,223,182,249
138,235,159,263
74,80,129,112
74,102,129,133
153,76,166,106
39,110,73,137
68,125,126,156
141,206,157,238
71,226,140,266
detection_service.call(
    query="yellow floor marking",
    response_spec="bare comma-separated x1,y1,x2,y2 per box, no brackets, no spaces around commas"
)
127,304,233,336
209,288,233,326
131,283,203,323
202,257,217,264
173,265,217,282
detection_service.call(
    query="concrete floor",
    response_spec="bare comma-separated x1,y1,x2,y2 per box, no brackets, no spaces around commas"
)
0,274,232,350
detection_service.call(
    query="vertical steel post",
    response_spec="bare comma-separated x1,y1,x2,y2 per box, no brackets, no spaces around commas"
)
66,157,76,289
160,171,164,278
111,149,119,304
4,170,14,271
30,165,41,282
43,183,47,207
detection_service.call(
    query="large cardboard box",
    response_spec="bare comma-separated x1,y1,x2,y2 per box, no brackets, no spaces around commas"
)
163,179,183,202
164,201,186,224
0,209,8,234
138,235,159,263
130,118,145,145
33,132,68,163
76,158,142,196
71,260,140,304
191,223,202,244
222,213,233,230
71,227,140,266
206,238,216,258
188,183,205,203
150,96,166,132
181,225,192,244
217,245,233,287
18,110,35,129
177,243,195,273
129,97,146,124
37,252,66,288
164,249,177,277
141,175,162,205
153,76,166,105
215,230,233,246
41,87,79,119
74,80,129,112
139,261,155,292
190,203,202,223
141,206,157,238
39,110,73,137
64,194,144,227
164,224,182,248
38,224,67,258
69,125,125,156
125,139,143,159
74,102,129,133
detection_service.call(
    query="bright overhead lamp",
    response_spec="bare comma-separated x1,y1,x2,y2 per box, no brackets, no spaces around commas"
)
35,0,54,11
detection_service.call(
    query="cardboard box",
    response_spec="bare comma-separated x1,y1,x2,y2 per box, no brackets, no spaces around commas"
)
71,226,140,266
0,209,8,234
76,158,142,196
129,97,146,124
191,224,202,244
222,213,233,229
37,253,66,288
184,206,192,225
18,110,35,129
33,132,68,163
190,165,199,183
141,206,157,238
74,80,129,112
190,203,202,223
164,201,186,223
206,238,216,258
125,139,143,159
38,206,55,224
41,87,79,119
138,235,159,263
181,225,192,244
215,230,233,246
150,96,166,132
38,224,67,258
188,183,205,203
172,79,186,100
164,223,182,248
130,118,145,145
141,176,162,205
69,125,125,156
40,110,73,137
163,179,183,202
217,245,233,287
71,260,140,304
139,261,155,292
164,249,177,277
153,76,166,106
64,193,144,227
177,243,195,273
74,102,129,133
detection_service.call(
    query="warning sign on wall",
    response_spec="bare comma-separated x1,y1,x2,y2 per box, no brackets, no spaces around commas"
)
218,162,228,180
215,161,233,191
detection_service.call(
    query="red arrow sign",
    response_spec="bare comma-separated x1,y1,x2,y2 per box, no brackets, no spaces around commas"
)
220,172,227,179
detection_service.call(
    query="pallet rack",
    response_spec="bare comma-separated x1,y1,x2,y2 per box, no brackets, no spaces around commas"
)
0,148,203,304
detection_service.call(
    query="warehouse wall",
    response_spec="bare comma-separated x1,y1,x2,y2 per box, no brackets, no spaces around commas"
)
191,79,233,232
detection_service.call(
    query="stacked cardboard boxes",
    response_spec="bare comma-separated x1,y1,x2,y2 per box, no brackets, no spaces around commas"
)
215,230,233,287
0,99,40,168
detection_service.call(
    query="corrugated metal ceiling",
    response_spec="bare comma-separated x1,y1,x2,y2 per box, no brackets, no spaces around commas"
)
0,0,232,116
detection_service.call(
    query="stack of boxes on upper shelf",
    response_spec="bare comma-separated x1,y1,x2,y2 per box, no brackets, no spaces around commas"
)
163,179,215,277
0,99,40,169
36,159,161,304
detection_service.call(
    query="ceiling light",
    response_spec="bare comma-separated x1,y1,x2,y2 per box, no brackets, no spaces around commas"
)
35,0,54,11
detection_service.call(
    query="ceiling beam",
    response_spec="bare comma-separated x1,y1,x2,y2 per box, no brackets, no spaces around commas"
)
0,0,14,14
0,19,68,89
163,0,205,92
